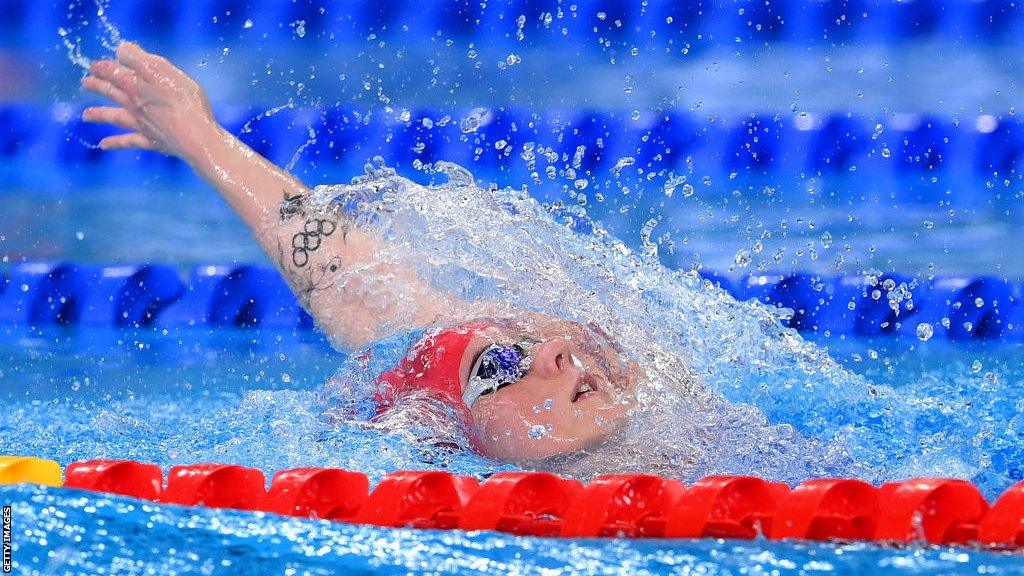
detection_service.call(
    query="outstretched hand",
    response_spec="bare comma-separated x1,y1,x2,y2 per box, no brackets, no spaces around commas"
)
80,42,219,162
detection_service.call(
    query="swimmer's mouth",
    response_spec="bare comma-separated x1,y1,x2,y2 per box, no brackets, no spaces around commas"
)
571,375,600,403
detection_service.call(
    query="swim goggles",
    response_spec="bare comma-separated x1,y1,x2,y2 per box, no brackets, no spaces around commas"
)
462,340,537,407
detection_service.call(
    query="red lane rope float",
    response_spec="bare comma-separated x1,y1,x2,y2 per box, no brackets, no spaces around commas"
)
350,470,479,529
64,460,163,500
979,482,1024,547
561,473,685,538
162,464,266,510
666,475,789,539
874,479,989,545
264,467,369,521
769,479,879,541
459,471,583,536
8,457,1024,549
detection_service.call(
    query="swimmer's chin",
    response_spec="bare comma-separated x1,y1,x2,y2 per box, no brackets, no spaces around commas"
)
477,413,631,464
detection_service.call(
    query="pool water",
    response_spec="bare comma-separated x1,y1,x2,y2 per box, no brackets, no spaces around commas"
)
3,323,1024,488
8,481,1024,576
5,172,1024,278
4,321,1024,574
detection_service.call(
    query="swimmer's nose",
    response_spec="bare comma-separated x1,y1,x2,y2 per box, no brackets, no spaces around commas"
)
531,340,580,378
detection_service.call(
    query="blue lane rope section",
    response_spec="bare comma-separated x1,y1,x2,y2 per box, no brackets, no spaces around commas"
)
0,262,312,330
0,261,1020,339
3,0,1022,50
4,103,1024,184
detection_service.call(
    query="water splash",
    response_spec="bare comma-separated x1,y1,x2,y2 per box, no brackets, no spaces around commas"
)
313,161,903,484
59,0,124,70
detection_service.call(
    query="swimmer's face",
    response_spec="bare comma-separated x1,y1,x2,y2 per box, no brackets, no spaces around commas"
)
459,315,641,463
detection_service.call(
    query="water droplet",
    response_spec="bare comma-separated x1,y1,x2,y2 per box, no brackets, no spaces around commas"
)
663,175,685,197
460,109,486,133
916,322,933,341
436,161,476,187
611,156,635,175
528,425,548,439
971,360,982,373
734,250,751,267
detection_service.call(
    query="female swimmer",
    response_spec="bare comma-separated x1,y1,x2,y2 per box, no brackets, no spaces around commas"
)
80,42,641,464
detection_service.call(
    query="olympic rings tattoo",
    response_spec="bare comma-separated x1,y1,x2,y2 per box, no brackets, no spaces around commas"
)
291,218,337,268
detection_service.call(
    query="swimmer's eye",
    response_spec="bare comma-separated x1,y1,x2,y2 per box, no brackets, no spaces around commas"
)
463,342,535,405
474,344,531,389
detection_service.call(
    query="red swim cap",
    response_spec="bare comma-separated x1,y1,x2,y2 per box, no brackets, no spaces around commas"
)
374,322,492,427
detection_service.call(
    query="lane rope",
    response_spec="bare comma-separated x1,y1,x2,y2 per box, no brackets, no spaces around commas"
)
2,456,1023,546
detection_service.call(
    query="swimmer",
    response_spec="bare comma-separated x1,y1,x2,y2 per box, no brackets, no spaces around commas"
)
80,42,642,464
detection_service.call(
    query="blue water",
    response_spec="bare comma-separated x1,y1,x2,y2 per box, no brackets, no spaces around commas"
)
4,305,1024,574
7,482,1024,576
4,175,1024,279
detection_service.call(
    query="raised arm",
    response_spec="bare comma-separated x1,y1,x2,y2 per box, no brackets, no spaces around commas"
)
80,42,469,349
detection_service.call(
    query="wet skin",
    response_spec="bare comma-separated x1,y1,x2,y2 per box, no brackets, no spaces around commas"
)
457,315,642,462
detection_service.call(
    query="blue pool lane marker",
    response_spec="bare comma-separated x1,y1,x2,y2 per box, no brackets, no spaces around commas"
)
9,103,1024,194
7,0,1024,50
0,260,1021,340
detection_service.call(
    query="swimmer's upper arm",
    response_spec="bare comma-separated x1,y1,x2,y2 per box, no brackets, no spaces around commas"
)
259,190,455,350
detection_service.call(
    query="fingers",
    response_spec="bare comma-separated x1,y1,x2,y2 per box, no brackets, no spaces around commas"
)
81,106,141,132
116,41,174,83
89,59,139,94
98,132,161,151
81,75,131,108
115,42,151,78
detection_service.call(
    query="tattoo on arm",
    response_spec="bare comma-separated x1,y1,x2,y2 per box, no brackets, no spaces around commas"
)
280,189,306,222
291,218,336,268
274,189,349,309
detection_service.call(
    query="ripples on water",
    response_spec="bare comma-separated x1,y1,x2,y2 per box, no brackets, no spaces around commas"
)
8,481,1024,576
